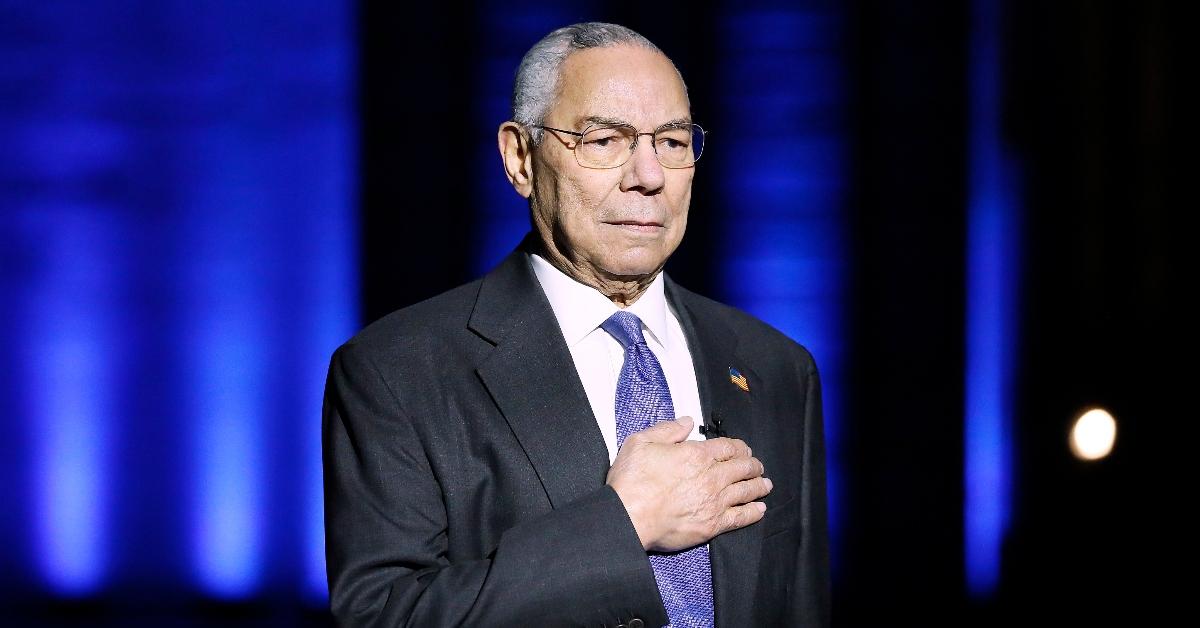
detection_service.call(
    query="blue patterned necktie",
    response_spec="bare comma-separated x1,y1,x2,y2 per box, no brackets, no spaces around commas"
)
601,310,715,628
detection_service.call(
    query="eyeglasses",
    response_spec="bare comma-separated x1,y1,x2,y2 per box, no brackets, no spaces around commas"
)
534,122,707,169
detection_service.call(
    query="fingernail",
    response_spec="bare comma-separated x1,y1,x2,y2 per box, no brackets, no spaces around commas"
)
756,502,767,513
763,477,773,490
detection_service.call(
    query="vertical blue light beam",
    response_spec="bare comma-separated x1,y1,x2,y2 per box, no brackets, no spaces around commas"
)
31,214,116,597
965,0,1021,598
716,5,848,579
190,279,265,599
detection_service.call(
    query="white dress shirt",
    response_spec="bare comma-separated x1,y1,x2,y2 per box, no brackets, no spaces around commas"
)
529,252,706,465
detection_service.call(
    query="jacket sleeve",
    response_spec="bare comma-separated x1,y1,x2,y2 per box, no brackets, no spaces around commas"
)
322,341,668,627
790,352,831,627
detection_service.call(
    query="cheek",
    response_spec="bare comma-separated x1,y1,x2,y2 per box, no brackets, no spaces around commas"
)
667,176,693,223
556,177,609,230
533,165,591,225
672,207,689,239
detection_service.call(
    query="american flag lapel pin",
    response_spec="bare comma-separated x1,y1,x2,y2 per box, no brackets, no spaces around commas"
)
729,366,749,392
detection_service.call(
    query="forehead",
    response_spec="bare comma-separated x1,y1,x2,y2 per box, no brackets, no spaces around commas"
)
552,45,691,129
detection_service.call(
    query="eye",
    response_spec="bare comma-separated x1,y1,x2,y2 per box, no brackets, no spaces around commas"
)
581,128,632,153
656,129,691,151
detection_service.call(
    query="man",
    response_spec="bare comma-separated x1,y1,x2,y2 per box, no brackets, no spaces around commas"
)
323,22,828,627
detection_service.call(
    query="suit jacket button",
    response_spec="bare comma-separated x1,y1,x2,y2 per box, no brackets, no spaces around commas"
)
627,619,644,628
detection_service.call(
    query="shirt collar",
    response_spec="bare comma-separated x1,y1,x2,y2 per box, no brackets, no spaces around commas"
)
528,252,669,349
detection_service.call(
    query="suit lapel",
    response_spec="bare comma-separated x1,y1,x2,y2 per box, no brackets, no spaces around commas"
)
470,248,612,509
667,277,764,628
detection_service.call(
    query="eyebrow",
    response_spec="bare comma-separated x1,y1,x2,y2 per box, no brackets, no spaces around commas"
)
657,117,693,128
574,115,694,129
578,115,627,127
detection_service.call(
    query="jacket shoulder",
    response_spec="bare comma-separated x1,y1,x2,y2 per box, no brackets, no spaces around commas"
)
337,278,484,360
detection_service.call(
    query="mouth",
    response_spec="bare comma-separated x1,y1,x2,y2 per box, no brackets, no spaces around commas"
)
604,220,665,233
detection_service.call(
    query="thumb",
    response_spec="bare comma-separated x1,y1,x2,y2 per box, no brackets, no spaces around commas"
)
638,416,694,443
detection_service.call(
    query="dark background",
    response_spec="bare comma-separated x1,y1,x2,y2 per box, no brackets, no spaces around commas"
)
2,0,1182,625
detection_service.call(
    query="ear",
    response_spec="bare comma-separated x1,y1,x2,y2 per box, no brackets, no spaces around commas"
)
497,121,534,198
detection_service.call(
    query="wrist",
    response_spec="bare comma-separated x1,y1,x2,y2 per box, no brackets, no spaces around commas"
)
608,481,659,551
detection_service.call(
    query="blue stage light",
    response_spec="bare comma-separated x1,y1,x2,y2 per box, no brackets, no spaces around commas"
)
965,0,1021,598
1,0,356,603
30,214,117,596
715,6,848,578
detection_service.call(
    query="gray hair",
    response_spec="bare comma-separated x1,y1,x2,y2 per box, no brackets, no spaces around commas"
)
512,22,680,145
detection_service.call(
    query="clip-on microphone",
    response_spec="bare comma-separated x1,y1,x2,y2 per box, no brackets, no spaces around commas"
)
698,411,728,438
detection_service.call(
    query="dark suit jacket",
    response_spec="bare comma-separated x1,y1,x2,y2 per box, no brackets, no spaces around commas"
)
323,244,829,627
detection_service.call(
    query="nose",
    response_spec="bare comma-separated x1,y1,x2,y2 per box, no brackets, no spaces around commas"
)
619,133,665,195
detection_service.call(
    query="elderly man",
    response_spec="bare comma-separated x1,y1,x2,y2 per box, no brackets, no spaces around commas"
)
323,22,829,627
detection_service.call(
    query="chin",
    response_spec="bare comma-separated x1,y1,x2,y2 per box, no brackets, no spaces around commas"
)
598,250,669,278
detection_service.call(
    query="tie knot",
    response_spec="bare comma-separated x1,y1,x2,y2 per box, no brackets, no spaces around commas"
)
601,310,647,350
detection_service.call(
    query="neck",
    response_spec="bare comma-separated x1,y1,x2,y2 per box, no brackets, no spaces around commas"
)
527,235,659,308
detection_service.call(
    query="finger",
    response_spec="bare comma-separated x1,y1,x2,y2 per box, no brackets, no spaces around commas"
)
630,416,693,444
719,475,773,508
712,456,765,488
704,437,752,462
717,501,767,534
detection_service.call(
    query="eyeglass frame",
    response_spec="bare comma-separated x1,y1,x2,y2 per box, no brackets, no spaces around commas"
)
532,122,708,170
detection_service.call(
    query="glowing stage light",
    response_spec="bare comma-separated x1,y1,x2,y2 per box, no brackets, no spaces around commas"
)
1070,408,1117,461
